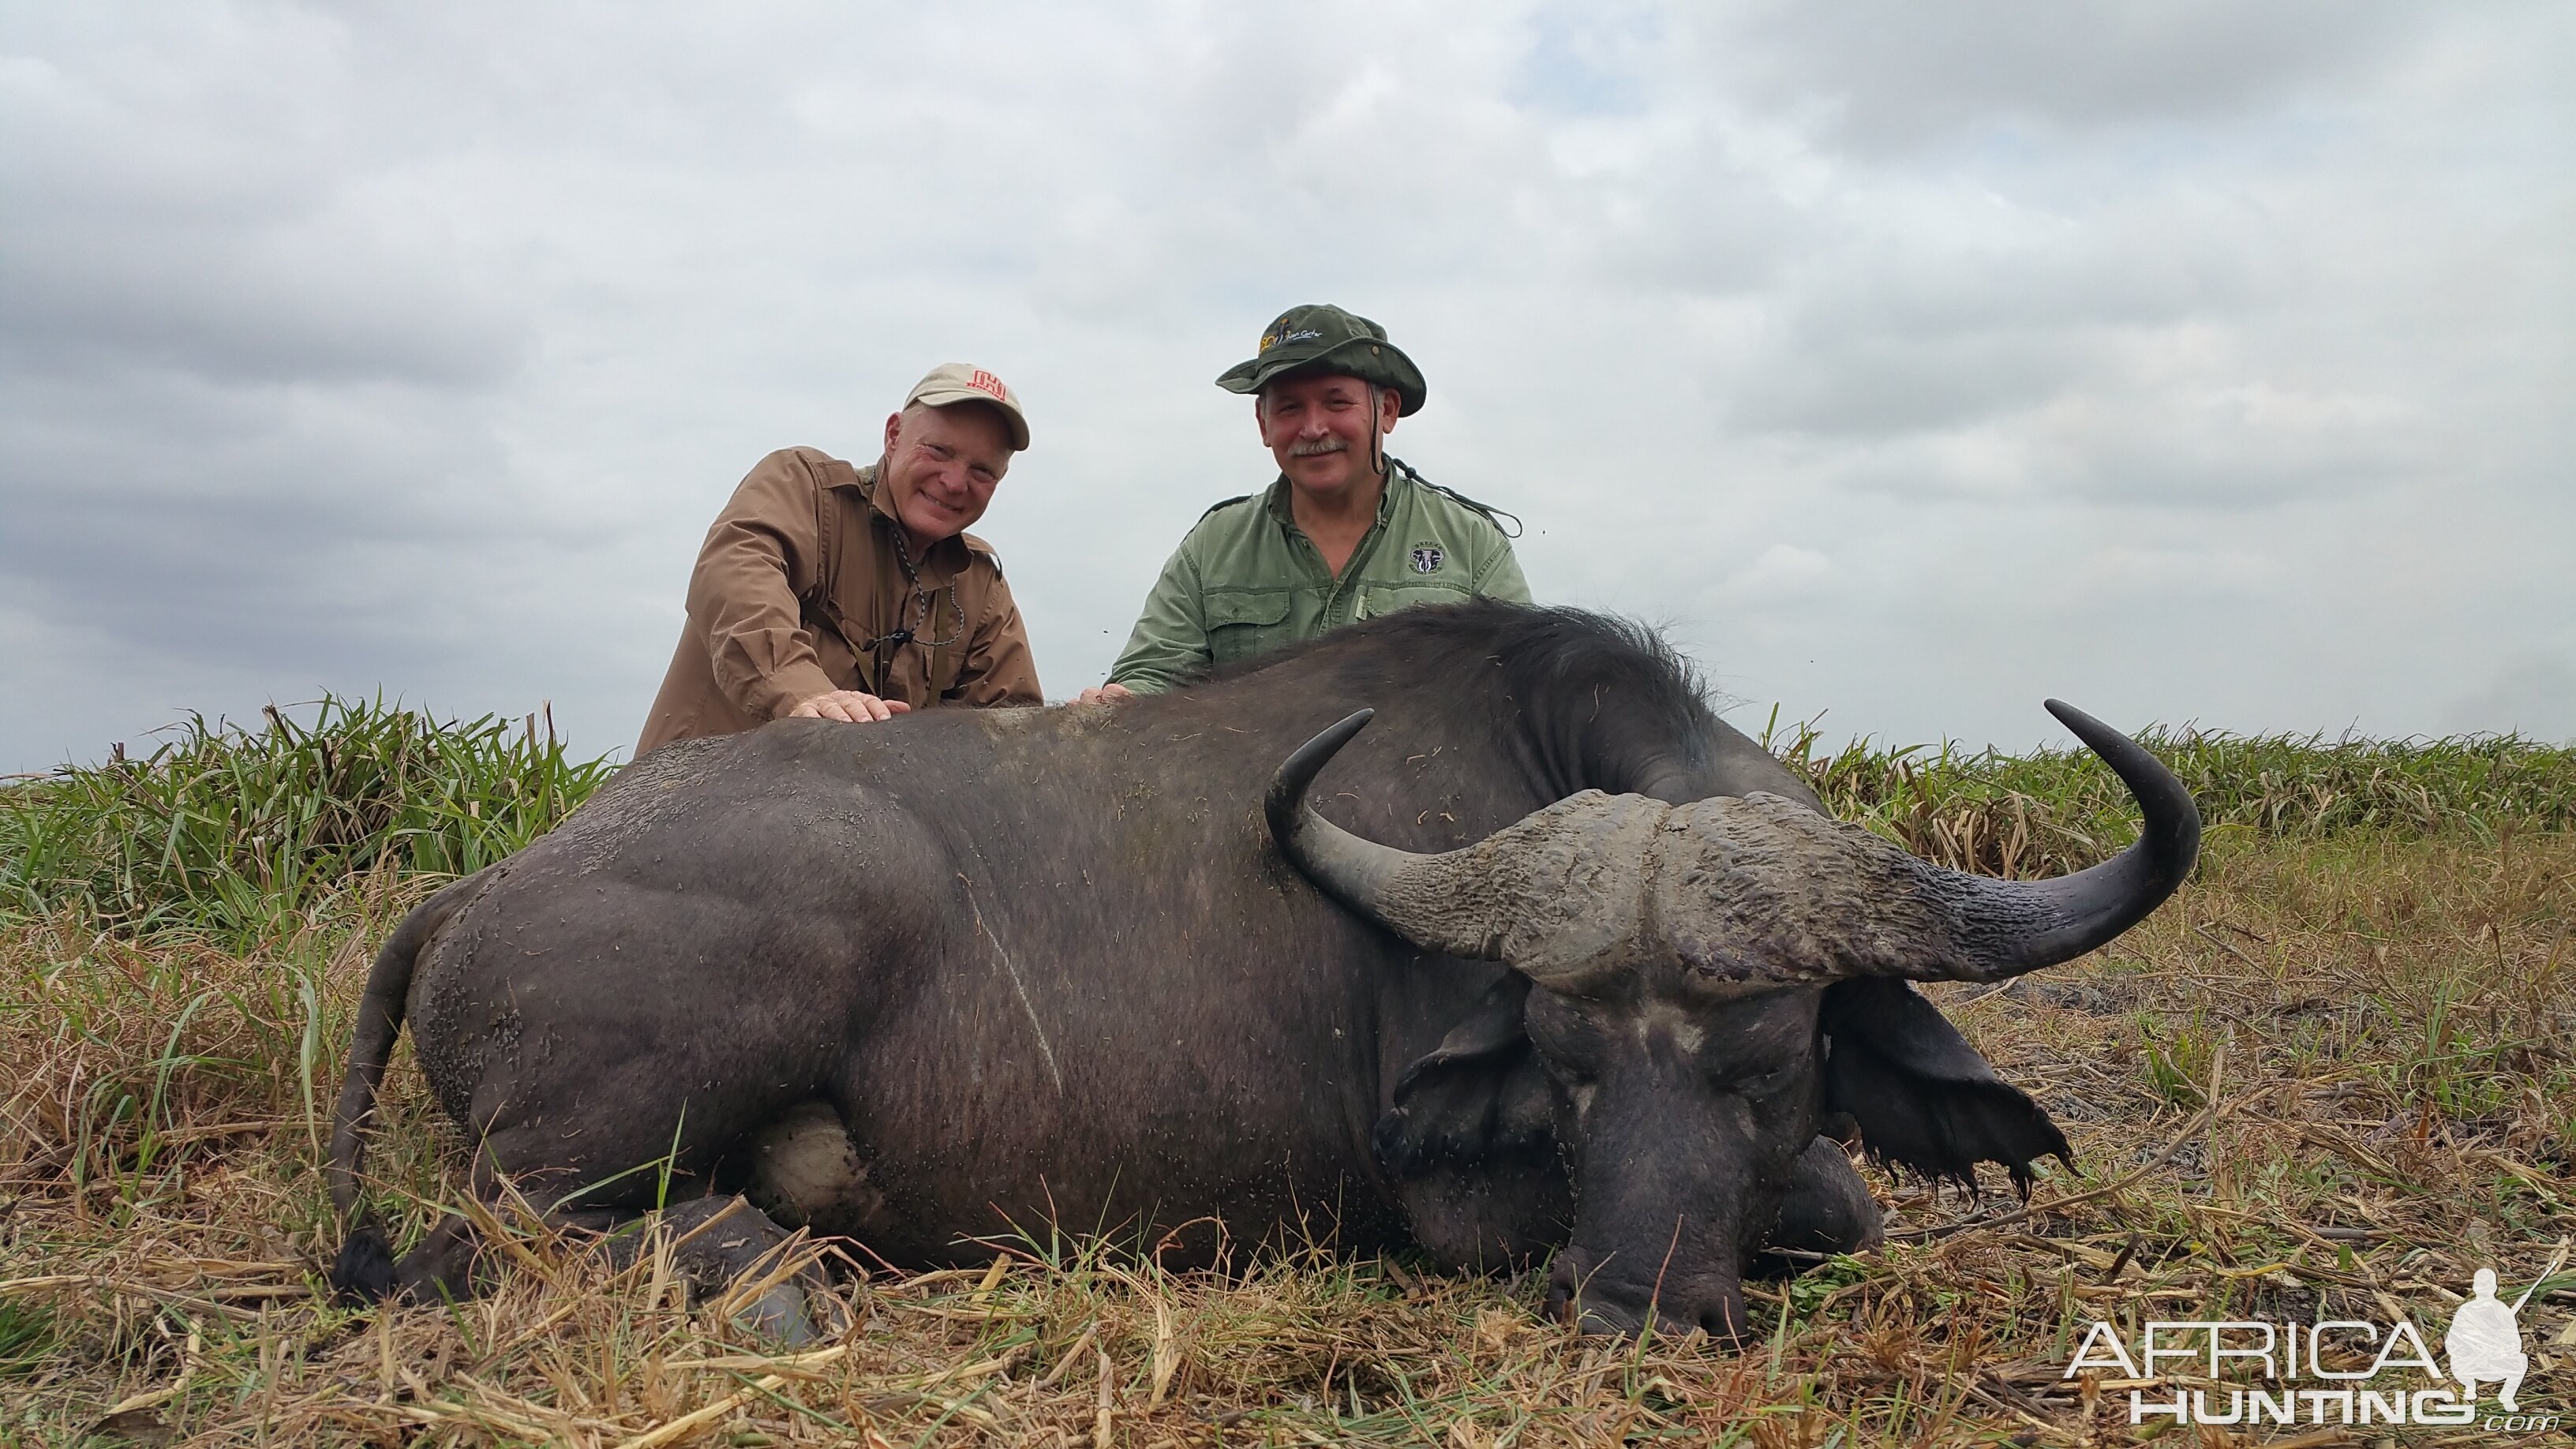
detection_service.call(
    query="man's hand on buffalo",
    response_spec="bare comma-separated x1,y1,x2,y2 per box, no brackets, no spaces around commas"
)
790,690,912,724
1073,683,1133,706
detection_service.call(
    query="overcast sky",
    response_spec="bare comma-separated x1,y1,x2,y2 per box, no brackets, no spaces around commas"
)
4,2,2570,774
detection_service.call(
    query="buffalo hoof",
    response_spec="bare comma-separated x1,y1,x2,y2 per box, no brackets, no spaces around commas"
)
731,1282,822,1346
653,1195,839,1346
743,1099,884,1237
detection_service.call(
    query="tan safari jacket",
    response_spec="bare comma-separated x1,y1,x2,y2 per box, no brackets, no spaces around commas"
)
636,447,1042,755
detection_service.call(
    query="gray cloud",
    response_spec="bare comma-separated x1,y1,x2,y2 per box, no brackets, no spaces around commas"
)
2446,654,2576,745
2,1,2569,773
0,16,527,388
1702,1,2429,150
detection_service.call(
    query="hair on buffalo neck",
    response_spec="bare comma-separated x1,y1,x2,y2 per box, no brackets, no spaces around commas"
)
1211,601,1724,799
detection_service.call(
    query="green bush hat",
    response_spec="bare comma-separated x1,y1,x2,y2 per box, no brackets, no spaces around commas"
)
1215,304,1428,417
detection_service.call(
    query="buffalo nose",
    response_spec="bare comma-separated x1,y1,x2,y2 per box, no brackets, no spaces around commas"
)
1544,1252,1747,1343
1541,1249,1597,1327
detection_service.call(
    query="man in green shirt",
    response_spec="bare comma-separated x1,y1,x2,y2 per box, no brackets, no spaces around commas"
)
1082,305,1530,700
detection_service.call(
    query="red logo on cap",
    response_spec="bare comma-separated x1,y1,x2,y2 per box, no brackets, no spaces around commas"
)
969,370,1008,399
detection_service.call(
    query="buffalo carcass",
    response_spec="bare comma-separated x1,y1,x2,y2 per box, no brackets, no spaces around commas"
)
329,602,2196,1340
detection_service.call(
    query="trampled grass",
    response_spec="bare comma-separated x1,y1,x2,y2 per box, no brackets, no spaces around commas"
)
3,702,2572,1445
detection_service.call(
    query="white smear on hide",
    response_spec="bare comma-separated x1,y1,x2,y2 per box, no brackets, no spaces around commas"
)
964,880,1065,1096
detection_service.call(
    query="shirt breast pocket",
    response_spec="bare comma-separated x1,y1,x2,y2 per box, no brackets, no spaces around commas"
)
1204,589,1294,665
1354,582,1470,622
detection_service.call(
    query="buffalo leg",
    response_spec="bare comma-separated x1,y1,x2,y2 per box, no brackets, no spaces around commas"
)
1750,1137,1884,1275
628,1195,833,1346
360,1167,833,1343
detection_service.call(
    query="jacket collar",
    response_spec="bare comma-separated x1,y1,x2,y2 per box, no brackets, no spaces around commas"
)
1263,463,1400,530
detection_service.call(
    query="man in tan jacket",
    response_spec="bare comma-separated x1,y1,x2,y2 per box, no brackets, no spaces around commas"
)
636,365,1043,755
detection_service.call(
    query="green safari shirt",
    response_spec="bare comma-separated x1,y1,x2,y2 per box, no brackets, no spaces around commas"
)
1107,462,1531,694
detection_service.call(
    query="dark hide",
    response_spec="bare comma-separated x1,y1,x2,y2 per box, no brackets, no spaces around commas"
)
327,602,2060,1339
1820,977,2071,1193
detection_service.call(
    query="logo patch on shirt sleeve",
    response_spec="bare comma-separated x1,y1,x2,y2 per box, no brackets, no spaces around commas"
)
1407,542,1445,575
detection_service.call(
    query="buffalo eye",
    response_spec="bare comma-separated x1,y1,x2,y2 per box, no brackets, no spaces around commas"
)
1521,994,1617,1082
1724,1061,1799,1099
1534,1050,1599,1091
1706,1039,1814,1101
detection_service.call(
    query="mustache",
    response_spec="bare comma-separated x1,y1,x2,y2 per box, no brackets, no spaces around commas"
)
1289,436,1350,458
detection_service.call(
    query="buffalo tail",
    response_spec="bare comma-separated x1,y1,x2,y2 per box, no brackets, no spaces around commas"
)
326,871,486,1303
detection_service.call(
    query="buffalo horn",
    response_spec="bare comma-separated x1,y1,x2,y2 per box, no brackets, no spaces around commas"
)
1910,700,2201,980
1268,702,2200,987
1266,710,1604,965
1262,711,1425,933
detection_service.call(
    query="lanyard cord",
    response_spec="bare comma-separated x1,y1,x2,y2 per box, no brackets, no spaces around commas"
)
1363,386,1525,539
861,522,962,680
1386,457,1525,538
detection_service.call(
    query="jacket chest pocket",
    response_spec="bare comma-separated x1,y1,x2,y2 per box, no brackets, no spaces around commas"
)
1354,581,1470,622
899,590,971,702
1205,589,1294,666
924,602,969,698
807,590,965,706
801,596,869,691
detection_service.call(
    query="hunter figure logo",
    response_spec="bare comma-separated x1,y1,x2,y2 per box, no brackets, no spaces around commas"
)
2450,1267,2532,1410
1409,544,1443,575
2062,1249,2563,1433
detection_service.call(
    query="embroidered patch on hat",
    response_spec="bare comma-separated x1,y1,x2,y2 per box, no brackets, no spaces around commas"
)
1409,544,1445,575
968,369,1009,399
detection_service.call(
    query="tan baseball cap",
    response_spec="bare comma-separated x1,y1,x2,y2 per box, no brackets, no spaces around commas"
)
905,363,1030,451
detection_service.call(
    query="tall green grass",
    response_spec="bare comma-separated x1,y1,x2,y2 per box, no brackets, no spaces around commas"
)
3,695,2568,945
1762,711,2576,878
0,695,614,945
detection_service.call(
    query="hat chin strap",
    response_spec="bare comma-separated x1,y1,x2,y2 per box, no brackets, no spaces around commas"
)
1367,384,1388,481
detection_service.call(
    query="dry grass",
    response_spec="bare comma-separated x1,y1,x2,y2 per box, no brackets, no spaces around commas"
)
6,826,2572,1446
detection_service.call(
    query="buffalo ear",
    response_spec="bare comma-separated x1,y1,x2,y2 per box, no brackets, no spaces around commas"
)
1818,978,2070,1195
1373,975,1558,1176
